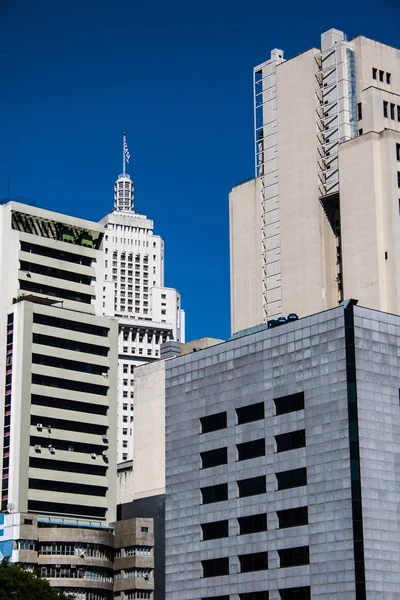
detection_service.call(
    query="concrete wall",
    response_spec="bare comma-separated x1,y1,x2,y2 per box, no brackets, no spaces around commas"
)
339,129,400,314
131,360,166,500
277,48,337,318
229,178,264,334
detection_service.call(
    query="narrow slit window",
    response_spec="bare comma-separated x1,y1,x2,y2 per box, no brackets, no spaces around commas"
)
383,101,388,118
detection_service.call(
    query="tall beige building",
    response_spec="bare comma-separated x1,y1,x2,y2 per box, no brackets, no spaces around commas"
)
230,29,400,334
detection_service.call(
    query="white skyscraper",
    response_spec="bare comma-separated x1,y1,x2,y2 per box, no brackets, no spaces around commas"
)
230,29,400,335
99,135,185,464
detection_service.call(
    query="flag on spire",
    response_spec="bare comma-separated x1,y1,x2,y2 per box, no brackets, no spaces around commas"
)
124,140,131,163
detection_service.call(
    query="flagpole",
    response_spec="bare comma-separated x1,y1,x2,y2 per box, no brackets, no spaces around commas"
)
123,132,126,175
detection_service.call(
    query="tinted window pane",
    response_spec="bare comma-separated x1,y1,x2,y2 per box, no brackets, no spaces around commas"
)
236,402,265,424
202,557,229,578
200,412,227,434
238,513,267,535
201,447,227,469
201,520,229,541
276,468,307,490
201,483,228,504
238,476,266,498
279,587,311,600
274,392,304,415
237,438,265,461
275,430,306,453
278,546,309,568
239,551,268,572
278,507,308,529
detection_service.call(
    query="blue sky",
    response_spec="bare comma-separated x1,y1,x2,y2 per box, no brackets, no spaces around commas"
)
1,0,398,341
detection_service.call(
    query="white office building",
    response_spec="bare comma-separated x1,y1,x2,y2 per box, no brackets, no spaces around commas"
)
230,29,400,335
0,200,118,600
99,165,184,464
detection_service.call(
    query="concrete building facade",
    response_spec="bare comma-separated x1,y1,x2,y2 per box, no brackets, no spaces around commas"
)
230,29,400,334
164,302,400,599
100,170,184,464
0,201,119,600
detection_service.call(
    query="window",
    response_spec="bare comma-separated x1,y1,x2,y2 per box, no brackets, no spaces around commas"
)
239,551,268,573
276,467,307,490
236,402,264,424
279,588,310,600
200,412,227,434
379,70,384,82
358,129,363,136
372,67,377,79
385,251,388,260
201,483,228,504
238,513,267,535
357,102,362,120
202,557,229,578
275,429,306,453
398,106,400,121
201,520,229,541
387,72,391,84
398,172,400,188
396,143,400,162
202,597,229,600
201,447,227,469
141,526,149,533
237,475,266,498
240,593,269,600
237,438,265,461
278,546,309,568
383,101,388,118
274,392,304,415
391,103,396,120
278,506,308,529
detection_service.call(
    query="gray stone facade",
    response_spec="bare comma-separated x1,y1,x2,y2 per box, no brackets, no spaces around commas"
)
164,305,400,599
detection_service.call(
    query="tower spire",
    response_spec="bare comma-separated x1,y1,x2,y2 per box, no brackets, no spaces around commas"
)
114,132,134,212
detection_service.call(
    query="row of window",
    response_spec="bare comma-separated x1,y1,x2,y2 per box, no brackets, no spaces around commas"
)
20,240,93,267
37,542,112,560
202,588,310,600
66,590,112,600
201,468,307,504
122,346,162,355
200,393,305,435
40,566,113,582
114,568,152,579
200,429,306,469
373,67,391,84
104,236,151,247
201,506,308,540
114,546,152,558
383,101,400,121
202,546,309,577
